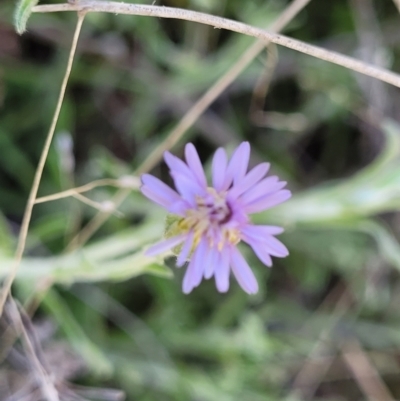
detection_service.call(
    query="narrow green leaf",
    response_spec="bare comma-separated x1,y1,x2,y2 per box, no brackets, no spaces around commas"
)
14,0,39,34
0,212,14,257
257,118,400,227
0,246,172,283
355,220,400,271
42,288,113,376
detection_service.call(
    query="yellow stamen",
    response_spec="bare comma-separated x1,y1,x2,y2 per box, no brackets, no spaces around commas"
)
172,187,241,252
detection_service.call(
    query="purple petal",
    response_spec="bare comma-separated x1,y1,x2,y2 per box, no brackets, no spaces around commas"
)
242,231,288,258
182,238,208,293
244,190,292,214
226,207,248,227
182,259,197,294
171,172,205,205
223,142,250,189
263,236,289,257
228,162,270,199
212,148,228,191
240,177,286,206
164,151,196,181
204,246,219,279
141,187,168,209
141,174,180,209
145,234,186,256
167,200,190,216
243,239,273,267
185,143,207,187
230,247,258,294
176,231,194,267
215,249,230,292
241,224,284,239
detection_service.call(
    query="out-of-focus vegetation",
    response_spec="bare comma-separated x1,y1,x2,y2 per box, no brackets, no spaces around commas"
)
2,0,400,400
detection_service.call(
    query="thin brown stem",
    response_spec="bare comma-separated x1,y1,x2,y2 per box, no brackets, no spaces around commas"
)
0,12,86,315
341,338,395,401
32,2,400,88
289,283,350,399
34,179,118,204
6,299,60,401
63,0,313,249
249,44,279,125
71,193,123,217
66,188,130,251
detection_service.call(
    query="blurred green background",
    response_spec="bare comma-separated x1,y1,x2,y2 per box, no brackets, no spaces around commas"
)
2,0,400,400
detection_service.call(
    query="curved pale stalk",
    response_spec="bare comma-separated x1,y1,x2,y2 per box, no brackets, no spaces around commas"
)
32,1,400,88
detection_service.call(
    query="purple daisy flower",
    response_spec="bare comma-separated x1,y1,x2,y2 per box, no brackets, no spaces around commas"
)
141,142,291,294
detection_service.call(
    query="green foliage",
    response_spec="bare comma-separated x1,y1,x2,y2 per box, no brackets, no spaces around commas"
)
43,288,113,376
0,212,171,283
264,119,400,226
14,0,38,34
3,0,400,399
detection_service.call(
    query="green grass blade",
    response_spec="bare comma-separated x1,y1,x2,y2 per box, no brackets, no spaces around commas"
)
14,0,39,34
42,288,113,376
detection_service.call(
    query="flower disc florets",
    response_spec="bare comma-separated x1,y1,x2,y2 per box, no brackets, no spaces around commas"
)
141,142,291,294
178,187,239,251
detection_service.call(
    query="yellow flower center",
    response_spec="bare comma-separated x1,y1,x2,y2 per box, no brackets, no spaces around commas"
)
177,187,240,250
